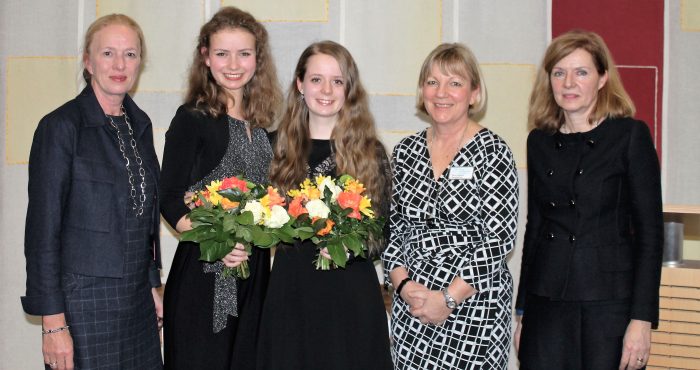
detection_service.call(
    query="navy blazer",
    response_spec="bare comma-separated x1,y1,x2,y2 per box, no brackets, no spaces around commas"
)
21,85,162,316
515,117,663,327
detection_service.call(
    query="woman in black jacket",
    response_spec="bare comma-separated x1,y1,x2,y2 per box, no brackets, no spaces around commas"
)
22,14,162,370
515,30,663,370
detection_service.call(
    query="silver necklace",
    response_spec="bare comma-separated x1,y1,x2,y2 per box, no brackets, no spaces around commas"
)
106,105,146,217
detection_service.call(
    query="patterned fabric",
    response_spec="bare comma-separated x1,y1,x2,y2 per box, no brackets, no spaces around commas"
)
62,115,162,370
187,116,272,333
383,128,518,370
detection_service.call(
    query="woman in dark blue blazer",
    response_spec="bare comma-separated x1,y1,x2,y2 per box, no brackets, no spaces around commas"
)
515,30,663,370
21,14,162,370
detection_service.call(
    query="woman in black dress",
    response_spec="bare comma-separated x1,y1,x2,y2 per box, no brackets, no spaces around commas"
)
159,7,281,370
515,30,663,370
256,41,393,370
22,14,163,370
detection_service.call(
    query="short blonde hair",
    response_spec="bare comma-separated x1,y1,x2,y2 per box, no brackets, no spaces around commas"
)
416,43,487,119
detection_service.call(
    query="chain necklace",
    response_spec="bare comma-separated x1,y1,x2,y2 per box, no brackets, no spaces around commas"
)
106,105,146,217
428,120,471,163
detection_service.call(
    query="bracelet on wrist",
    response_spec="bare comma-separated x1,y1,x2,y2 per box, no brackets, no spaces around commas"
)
395,277,412,297
42,325,69,335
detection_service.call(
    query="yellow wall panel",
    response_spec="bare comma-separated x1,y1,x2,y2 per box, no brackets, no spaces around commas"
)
223,0,328,22
479,64,535,169
97,0,205,92
345,0,441,95
6,57,78,164
682,0,700,31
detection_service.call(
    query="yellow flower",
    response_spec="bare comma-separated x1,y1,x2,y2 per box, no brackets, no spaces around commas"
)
344,179,365,194
206,180,222,193
359,196,374,218
208,190,223,206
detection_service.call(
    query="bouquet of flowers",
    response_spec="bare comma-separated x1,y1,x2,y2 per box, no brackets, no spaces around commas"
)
287,174,385,270
181,176,297,279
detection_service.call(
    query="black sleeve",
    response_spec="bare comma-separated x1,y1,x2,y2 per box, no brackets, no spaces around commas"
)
159,106,203,229
626,120,663,328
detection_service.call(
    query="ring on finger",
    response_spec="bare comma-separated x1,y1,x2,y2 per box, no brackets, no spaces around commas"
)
49,362,57,369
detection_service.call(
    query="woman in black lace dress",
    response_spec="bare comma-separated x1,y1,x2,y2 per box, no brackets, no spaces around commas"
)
159,7,282,370
256,41,393,370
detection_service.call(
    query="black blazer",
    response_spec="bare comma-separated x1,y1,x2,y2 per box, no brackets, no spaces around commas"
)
515,117,663,327
21,85,162,316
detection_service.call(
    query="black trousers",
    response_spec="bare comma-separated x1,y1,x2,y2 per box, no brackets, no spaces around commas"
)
518,294,644,370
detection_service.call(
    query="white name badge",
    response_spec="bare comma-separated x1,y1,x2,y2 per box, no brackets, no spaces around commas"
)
449,166,474,180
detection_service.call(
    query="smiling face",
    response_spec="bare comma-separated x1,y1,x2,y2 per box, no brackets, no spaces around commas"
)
550,48,608,120
204,27,257,101
297,53,346,123
84,24,141,105
421,64,478,126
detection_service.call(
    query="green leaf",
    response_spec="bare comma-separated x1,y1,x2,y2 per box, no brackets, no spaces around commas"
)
327,239,347,268
199,241,231,262
236,211,255,226
236,227,254,242
342,235,363,257
296,227,315,240
251,226,274,247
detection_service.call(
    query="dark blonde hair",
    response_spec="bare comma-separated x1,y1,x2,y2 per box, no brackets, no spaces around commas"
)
416,43,487,119
82,14,146,83
529,29,635,132
270,41,388,225
185,6,281,127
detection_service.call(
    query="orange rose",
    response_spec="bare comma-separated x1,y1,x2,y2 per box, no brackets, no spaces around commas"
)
288,197,308,218
265,186,286,207
220,198,240,210
316,219,335,236
337,191,362,220
221,176,249,192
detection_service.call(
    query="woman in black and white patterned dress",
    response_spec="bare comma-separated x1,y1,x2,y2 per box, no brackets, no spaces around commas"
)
383,43,519,370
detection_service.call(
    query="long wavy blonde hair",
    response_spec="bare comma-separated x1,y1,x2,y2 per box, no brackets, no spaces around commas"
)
529,29,635,133
184,6,281,128
270,41,387,215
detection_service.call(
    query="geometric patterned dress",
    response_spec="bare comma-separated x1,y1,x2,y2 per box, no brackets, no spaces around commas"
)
383,128,518,370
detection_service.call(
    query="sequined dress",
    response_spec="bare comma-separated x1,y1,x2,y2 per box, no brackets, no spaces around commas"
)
160,106,272,370
256,139,393,370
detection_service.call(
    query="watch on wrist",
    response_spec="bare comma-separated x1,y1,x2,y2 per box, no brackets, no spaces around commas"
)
442,287,457,309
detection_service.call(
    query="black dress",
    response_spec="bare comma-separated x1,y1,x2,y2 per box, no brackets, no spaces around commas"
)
256,139,393,370
160,106,271,370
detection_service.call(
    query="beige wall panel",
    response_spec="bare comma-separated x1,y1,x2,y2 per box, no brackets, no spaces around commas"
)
682,0,700,31
6,57,78,164
479,64,534,168
344,0,441,95
97,0,205,92
224,0,328,22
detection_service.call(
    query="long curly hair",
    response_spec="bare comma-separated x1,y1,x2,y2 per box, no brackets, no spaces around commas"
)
270,41,388,216
529,29,635,133
184,6,281,128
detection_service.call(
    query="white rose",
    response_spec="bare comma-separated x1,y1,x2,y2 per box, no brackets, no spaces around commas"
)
305,199,330,219
317,177,341,201
243,201,265,224
264,205,290,229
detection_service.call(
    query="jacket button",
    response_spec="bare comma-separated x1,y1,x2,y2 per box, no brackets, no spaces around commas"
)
586,138,596,147
576,168,584,175
569,199,576,207
569,234,576,243
555,141,564,150
547,169,554,176
546,233,555,240
549,201,556,208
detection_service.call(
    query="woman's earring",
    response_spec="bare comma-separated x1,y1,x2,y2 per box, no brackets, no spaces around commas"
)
299,91,305,102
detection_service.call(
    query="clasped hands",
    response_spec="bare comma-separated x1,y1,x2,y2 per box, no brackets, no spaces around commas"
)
399,280,452,326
